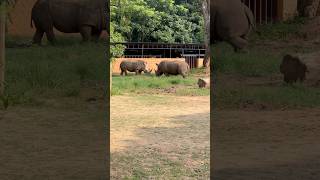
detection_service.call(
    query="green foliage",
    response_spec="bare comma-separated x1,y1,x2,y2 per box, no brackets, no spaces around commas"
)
110,0,204,43
110,22,125,61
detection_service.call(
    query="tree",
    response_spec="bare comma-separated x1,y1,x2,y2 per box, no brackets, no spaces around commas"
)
0,1,6,96
111,0,204,43
0,0,17,96
110,21,125,92
201,0,210,67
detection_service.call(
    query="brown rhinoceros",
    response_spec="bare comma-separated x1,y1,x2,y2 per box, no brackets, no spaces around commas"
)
120,60,151,76
155,60,190,78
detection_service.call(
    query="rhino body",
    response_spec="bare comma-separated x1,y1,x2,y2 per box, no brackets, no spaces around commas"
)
120,60,150,76
156,60,190,78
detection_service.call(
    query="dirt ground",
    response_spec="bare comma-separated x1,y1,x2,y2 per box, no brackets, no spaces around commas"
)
111,95,210,179
0,97,107,179
213,109,320,180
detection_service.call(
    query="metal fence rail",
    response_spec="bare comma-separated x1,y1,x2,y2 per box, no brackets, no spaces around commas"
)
111,42,206,50
242,0,278,24
112,42,206,69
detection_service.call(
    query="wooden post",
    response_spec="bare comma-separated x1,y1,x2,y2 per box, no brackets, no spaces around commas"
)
0,4,6,96
277,0,284,21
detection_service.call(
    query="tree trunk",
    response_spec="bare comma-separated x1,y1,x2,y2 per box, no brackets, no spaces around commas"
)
110,62,112,94
280,53,320,86
0,3,6,96
202,0,210,67
298,0,320,17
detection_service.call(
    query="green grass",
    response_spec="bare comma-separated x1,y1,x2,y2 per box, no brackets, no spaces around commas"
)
212,19,320,109
212,43,280,77
111,72,210,96
251,17,306,41
214,83,320,109
4,37,106,106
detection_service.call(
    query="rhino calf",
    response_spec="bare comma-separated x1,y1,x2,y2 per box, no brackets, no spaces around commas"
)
155,60,190,78
120,60,151,76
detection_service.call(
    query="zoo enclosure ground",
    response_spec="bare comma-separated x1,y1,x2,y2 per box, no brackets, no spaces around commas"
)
111,95,210,179
111,68,210,178
212,17,320,179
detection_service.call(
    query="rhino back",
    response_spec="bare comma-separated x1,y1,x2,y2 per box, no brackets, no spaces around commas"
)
120,61,136,72
160,61,188,75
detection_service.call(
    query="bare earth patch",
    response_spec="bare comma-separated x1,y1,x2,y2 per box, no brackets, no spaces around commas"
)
213,109,320,180
111,95,210,179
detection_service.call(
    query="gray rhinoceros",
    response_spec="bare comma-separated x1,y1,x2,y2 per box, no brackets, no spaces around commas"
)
120,60,151,76
155,60,190,78
211,0,255,52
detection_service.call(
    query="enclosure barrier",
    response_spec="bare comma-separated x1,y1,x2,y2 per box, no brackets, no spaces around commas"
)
242,0,279,24
111,42,206,69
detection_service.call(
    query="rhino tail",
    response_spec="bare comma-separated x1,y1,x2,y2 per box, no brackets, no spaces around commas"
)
30,17,33,28
243,3,256,30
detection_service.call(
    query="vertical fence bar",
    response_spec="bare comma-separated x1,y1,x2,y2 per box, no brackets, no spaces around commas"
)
270,0,274,23
265,0,268,24
260,0,262,24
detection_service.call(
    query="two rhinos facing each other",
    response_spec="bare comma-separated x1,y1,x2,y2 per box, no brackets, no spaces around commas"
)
120,60,190,78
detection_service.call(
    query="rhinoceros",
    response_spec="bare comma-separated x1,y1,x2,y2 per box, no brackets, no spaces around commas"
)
211,0,255,52
120,60,151,76
155,60,190,78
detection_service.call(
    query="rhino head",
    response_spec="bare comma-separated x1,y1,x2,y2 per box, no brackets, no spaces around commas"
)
155,63,163,76
143,62,153,74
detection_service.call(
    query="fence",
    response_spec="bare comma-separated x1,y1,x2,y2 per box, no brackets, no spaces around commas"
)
112,42,206,69
242,0,279,24
183,54,205,69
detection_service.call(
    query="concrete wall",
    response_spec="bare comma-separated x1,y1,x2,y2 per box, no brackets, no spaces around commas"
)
112,58,204,74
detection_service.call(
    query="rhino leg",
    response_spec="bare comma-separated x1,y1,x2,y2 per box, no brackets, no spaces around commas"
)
46,29,56,44
228,36,248,52
121,69,127,76
32,29,45,45
80,25,92,42
135,69,139,75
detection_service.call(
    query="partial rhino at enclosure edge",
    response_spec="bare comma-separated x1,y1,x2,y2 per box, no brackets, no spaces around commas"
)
210,0,255,52
31,0,108,44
